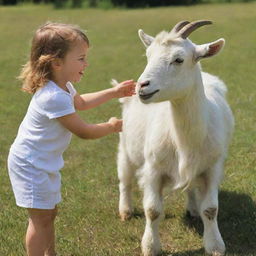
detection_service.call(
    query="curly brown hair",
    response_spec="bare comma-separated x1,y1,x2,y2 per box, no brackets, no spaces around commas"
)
19,22,89,94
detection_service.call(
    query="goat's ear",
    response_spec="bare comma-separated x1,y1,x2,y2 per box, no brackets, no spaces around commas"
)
138,29,154,47
194,38,225,62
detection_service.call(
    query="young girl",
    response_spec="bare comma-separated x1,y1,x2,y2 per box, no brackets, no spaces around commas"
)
7,22,135,256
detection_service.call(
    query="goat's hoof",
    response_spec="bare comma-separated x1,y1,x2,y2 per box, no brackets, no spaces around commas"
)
142,248,161,256
120,210,133,221
205,250,225,256
211,251,225,256
142,247,161,256
205,241,225,256
141,238,161,256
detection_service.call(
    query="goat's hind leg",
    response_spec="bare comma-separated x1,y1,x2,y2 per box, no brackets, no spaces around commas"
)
186,188,200,218
117,149,135,221
197,161,226,255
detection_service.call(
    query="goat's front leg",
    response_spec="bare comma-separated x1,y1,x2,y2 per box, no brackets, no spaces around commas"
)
197,161,226,255
141,172,163,256
118,150,135,221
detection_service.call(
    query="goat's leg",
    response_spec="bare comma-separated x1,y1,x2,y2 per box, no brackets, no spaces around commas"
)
117,150,135,221
197,161,225,255
141,172,163,256
186,188,200,218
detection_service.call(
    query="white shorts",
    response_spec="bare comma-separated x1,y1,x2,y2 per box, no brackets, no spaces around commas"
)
7,151,61,209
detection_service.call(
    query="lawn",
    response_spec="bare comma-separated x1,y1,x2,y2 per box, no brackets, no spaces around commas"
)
0,2,255,256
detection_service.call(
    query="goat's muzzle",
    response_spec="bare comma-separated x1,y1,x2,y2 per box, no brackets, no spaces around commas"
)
138,80,159,100
139,89,159,100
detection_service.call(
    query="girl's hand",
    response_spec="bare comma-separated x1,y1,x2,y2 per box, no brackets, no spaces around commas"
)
108,117,123,132
114,80,136,98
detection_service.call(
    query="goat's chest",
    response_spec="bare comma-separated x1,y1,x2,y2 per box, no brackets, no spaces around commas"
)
122,101,177,170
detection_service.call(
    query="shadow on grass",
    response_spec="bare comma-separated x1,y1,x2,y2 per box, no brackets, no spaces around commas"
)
219,190,256,255
161,248,205,256
133,207,144,219
164,190,256,256
128,208,175,220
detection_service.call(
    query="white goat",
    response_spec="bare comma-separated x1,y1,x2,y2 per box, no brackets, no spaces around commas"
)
116,20,234,256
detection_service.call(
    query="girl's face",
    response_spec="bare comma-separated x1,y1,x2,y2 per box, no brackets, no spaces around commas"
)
59,40,89,85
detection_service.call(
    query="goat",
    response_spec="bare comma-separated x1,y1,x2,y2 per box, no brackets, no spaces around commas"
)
116,20,234,256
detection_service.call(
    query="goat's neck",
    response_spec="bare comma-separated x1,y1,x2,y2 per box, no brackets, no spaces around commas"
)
170,72,207,152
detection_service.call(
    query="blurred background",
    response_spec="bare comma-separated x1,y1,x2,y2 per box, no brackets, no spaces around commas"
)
1,0,255,8
0,0,255,255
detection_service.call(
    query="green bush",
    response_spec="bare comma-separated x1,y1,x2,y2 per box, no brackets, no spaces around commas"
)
72,0,82,7
110,0,201,7
88,0,97,6
53,0,68,8
0,0,255,7
2,0,18,5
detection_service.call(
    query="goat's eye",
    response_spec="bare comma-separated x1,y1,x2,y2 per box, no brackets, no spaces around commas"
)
174,58,184,64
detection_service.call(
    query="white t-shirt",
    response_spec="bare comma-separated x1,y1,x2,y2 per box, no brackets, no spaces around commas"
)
10,80,77,173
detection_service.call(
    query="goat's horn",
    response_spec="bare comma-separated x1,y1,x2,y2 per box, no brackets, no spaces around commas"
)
171,20,190,34
178,20,212,39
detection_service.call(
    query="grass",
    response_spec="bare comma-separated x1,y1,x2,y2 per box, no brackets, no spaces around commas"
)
0,2,255,256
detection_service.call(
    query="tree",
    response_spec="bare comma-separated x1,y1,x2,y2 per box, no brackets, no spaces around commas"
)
111,0,201,7
89,0,97,7
2,0,18,5
72,0,82,7
53,0,68,8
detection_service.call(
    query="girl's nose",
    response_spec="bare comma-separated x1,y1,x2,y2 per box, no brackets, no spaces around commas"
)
84,61,89,68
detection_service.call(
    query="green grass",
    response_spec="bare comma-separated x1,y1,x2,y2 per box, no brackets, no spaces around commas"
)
0,2,256,256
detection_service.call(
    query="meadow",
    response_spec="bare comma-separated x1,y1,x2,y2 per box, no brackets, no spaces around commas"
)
0,2,255,255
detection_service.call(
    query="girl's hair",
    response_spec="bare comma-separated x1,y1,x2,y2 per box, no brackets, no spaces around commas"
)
19,22,89,94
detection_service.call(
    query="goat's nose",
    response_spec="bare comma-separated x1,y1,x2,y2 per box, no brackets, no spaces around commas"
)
140,80,150,88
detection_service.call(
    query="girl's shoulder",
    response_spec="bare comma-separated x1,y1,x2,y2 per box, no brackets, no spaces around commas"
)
33,81,74,117
35,81,70,102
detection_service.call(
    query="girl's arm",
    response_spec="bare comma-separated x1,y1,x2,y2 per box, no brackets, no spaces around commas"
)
57,113,122,139
74,80,136,111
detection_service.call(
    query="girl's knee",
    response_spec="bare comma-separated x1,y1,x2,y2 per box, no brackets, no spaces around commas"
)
27,207,57,228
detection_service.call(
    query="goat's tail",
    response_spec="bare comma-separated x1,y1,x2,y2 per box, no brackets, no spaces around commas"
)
173,175,191,192
110,79,119,87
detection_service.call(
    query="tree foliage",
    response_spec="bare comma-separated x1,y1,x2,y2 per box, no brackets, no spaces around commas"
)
1,0,18,5
111,0,201,7
0,0,254,7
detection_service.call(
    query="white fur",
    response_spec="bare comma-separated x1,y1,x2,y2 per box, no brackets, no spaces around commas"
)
117,24,234,256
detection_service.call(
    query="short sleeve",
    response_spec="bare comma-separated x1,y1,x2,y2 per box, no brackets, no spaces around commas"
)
66,82,77,98
42,92,76,119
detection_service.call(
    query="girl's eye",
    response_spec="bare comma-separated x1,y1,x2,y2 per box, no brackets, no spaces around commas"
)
174,58,184,64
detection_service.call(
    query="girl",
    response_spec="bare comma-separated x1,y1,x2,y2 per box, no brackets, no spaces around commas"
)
7,22,136,256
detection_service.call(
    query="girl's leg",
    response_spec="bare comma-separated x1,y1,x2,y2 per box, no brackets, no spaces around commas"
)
26,206,58,256
44,207,58,256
